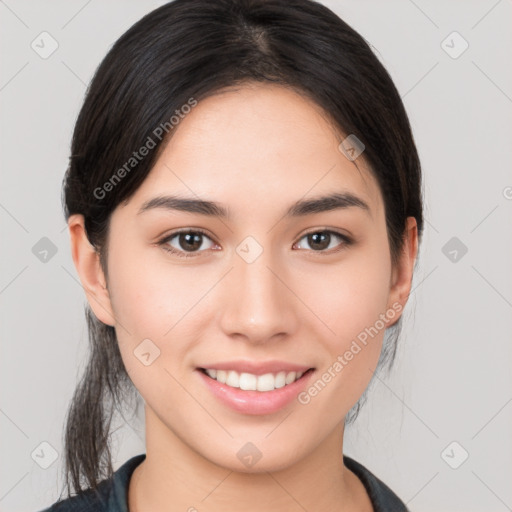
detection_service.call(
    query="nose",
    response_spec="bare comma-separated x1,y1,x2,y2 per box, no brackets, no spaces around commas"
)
218,246,298,344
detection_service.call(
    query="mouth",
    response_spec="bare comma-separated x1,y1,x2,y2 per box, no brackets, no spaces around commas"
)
198,367,315,392
196,366,316,415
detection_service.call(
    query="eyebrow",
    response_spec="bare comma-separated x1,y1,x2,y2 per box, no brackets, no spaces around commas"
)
137,191,370,219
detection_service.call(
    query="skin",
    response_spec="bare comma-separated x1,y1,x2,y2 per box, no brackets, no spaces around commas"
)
69,82,418,512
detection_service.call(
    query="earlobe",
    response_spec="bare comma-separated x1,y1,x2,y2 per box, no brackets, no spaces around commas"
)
68,214,116,327
387,217,419,319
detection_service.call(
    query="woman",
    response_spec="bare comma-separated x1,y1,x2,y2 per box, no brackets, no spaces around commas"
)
40,0,422,510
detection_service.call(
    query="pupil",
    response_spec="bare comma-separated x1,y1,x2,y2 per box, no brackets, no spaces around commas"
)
181,232,202,251
309,232,329,250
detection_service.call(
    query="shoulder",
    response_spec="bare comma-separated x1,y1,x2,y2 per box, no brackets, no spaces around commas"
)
37,454,146,512
37,488,108,512
343,455,410,512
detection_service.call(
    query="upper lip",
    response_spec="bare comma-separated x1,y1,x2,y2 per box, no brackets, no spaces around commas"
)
197,360,314,376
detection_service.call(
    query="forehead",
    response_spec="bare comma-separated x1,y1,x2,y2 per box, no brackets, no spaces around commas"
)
122,82,384,219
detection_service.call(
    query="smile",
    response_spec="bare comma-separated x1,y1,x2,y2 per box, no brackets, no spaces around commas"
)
200,368,310,392
196,366,316,415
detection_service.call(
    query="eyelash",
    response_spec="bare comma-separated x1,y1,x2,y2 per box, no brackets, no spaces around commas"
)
157,228,353,259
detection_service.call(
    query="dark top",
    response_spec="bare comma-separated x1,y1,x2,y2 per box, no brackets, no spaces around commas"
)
38,453,409,511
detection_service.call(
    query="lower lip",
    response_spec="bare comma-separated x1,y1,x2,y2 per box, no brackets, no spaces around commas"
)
196,368,315,415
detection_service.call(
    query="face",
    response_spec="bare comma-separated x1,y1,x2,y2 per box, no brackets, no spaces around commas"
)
72,82,415,473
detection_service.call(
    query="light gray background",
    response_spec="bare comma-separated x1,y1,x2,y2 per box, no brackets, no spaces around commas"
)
1,1,511,511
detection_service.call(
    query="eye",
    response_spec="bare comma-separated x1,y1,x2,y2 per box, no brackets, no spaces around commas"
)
293,230,353,254
157,229,217,258
157,228,353,259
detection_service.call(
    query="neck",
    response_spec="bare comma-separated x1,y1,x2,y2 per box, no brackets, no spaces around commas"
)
128,405,372,512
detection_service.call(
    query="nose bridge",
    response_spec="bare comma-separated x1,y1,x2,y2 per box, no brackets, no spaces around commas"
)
219,240,296,342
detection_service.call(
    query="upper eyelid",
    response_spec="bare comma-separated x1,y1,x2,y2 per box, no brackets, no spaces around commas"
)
160,228,216,247
294,230,352,249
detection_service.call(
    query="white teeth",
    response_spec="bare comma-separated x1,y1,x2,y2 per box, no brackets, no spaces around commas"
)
257,373,276,392
216,369,227,383
226,370,239,387
239,372,257,390
203,368,307,391
205,369,217,379
285,372,296,385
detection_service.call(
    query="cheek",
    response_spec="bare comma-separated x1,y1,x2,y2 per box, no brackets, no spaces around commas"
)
296,242,392,395
294,269,391,415
108,239,207,328
106,242,212,367
106,254,211,402
298,247,392,343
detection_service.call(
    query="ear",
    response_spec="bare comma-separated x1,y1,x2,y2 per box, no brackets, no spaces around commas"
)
386,217,419,324
68,214,115,326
